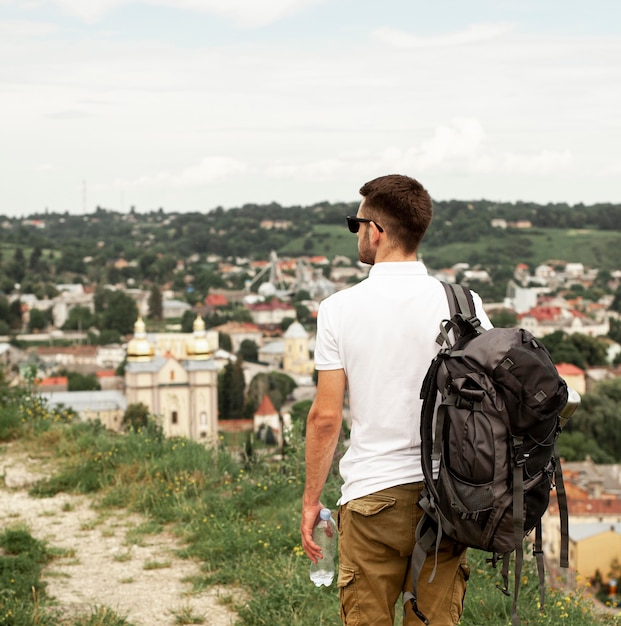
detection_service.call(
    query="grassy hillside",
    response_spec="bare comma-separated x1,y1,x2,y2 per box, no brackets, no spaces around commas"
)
1,380,620,625
282,224,621,271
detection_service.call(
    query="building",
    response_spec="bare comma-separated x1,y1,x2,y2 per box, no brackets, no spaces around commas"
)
258,340,285,369
246,299,296,330
124,316,219,444
518,304,610,337
282,321,314,376
162,298,192,319
556,362,587,395
36,376,68,393
543,458,621,588
96,344,126,370
254,394,282,446
40,389,127,431
36,345,99,372
210,321,263,353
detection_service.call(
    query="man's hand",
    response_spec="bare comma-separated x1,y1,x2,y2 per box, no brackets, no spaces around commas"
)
301,502,324,563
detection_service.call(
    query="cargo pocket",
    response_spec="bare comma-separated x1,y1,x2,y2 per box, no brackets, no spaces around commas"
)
450,560,471,624
345,494,408,555
346,494,396,517
338,565,359,625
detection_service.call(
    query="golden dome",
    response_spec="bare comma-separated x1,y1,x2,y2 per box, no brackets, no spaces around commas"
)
126,316,155,361
193,315,206,332
186,314,210,359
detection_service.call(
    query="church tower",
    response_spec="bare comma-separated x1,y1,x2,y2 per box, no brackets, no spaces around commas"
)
126,316,155,362
124,315,218,444
283,320,314,375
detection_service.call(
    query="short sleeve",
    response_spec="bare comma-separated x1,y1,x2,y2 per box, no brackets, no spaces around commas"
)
314,298,343,371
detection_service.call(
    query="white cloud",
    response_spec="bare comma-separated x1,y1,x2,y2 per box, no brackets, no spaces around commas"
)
50,0,326,27
414,119,486,168
0,18,58,37
266,158,347,180
264,119,574,183
53,0,125,23
499,150,573,175
125,156,249,189
371,22,514,49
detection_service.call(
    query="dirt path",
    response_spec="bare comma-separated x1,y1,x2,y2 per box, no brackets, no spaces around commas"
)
0,443,238,626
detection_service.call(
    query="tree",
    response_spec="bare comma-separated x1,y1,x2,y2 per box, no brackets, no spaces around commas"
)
245,371,297,414
7,247,26,283
611,285,621,313
541,331,608,369
28,308,48,332
122,402,151,430
148,285,163,321
101,291,138,335
569,334,608,367
219,333,232,352
62,305,95,331
561,379,621,462
556,431,614,463
60,371,101,392
217,358,246,420
8,299,22,331
93,285,107,313
609,318,621,344
489,309,518,328
239,339,258,362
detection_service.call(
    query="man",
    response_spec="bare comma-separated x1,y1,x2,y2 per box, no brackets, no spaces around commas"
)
301,174,492,625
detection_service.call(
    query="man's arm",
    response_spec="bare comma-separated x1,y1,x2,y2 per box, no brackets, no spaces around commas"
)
301,368,346,563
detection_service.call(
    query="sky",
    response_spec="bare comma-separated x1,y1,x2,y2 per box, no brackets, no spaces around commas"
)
1,0,620,217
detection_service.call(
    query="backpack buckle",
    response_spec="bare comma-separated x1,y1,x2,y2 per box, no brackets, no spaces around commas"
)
455,397,474,410
466,315,481,329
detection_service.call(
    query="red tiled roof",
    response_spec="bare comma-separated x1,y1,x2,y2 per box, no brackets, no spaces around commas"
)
36,376,68,386
548,497,621,516
255,394,277,416
205,294,228,307
518,306,562,322
556,362,585,376
247,300,294,312
96,370,116,378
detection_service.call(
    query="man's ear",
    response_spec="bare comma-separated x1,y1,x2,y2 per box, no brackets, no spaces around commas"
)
370,221,383,245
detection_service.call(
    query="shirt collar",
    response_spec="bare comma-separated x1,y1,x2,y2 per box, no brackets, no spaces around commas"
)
368,261,428,277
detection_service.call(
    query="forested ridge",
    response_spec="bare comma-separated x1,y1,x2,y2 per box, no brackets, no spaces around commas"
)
6,198,621,264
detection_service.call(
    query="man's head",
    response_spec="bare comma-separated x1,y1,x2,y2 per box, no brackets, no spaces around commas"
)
355,174,433,263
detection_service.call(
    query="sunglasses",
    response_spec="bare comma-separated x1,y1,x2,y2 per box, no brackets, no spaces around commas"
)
346,216,384,233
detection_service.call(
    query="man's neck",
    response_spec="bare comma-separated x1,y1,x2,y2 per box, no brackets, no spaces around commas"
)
373,248,418,263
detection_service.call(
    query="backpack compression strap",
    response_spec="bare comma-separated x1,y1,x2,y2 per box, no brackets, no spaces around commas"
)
554,445,570,568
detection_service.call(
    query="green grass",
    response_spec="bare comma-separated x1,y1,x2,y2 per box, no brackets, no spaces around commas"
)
277,222,621,271
427,227,621,272
279,224,358,260
2,380,621,625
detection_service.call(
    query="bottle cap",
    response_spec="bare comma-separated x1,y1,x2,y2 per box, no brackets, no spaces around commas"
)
559,387,581,428
319,508,332,521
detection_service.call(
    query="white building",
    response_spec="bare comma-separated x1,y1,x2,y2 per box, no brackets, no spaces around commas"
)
124,316,219,443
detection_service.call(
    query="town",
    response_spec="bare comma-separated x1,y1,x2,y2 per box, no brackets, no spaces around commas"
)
3,208,621,607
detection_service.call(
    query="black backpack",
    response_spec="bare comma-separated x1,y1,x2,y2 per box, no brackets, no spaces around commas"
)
405,282,571,626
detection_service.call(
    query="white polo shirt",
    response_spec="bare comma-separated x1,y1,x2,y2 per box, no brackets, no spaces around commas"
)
314,261,492,505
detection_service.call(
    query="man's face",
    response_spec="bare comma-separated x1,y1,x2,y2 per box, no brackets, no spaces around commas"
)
356,199,375,266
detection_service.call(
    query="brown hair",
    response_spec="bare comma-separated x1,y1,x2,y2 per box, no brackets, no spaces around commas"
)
359,174,433,254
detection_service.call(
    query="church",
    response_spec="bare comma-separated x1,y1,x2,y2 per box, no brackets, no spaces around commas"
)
124,315,219,444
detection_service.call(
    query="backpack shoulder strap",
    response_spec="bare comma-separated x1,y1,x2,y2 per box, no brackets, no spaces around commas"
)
441,281,476,316
437,282,481,348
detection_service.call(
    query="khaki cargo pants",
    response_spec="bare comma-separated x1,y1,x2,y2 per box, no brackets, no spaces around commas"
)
337,483,469,625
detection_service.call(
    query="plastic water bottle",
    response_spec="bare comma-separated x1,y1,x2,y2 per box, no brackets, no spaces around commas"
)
310,508,337,587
